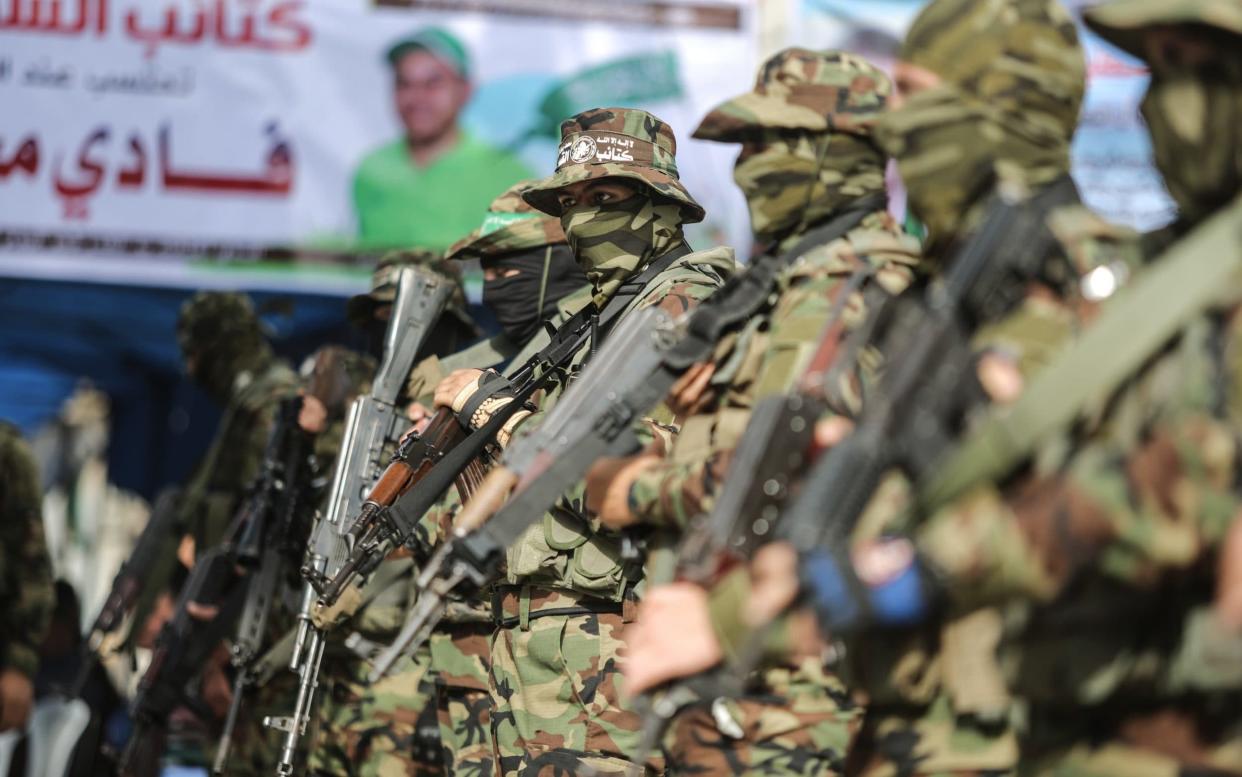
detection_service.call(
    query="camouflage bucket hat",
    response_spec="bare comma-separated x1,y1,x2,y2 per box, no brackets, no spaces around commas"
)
521,107,705,223
693,48,893,142
446,180,567,261
346,249,444,325
1084,0,1242,60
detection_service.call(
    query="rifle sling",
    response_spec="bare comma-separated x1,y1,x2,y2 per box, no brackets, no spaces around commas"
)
920,194,1242,510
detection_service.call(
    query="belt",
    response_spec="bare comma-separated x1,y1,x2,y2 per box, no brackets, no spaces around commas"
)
491,584,636,630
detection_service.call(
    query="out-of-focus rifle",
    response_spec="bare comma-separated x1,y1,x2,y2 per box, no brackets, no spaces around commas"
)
625,263,876,763
119,396,315,777
264,266,453,776
632,177,1082,750
366,196,888,681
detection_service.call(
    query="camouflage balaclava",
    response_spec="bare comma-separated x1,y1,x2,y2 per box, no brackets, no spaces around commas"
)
1084,0,1242,225
694,49,892,248
177,291,272,401
1141,62,1242,225
523,107,701,303
561,195,683,302
875,0,1086,248
447,181,587,342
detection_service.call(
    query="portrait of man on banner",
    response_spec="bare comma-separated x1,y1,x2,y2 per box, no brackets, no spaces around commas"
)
352,27,535,251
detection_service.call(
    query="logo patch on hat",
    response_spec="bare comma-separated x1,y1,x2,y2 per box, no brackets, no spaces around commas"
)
568,136,597,164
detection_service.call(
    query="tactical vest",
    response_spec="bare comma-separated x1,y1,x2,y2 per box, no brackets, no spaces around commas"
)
503,246,737,600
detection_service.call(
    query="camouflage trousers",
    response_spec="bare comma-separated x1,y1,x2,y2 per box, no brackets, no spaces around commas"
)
1018,703,1242,777
431,622,495,776
306,645,442,777
663,658,863,776
489,588,659,776
850,695,1017,777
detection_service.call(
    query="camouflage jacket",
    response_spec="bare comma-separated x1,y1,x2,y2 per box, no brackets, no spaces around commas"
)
831,205,1137,704
627,209,921,529
0,422,54,679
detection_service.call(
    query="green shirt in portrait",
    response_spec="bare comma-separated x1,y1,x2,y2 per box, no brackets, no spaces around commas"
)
352,132,535,251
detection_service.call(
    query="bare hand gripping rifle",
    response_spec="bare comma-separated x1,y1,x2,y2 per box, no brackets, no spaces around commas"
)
366,196,889,681
264,266,454,776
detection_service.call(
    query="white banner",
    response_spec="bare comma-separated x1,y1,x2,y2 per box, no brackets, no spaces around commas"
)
0,0,756,290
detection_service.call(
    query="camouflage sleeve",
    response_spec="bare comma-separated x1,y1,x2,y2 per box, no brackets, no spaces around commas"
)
0,429,54,679
918,361,1239,610
629,448,731,531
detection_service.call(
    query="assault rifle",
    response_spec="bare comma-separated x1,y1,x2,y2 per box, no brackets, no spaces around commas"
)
616,178,1085,769
120,396,315,777
265,266,453,776
366,196,889,681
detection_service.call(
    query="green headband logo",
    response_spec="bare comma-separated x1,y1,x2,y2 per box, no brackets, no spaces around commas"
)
480,211,538,237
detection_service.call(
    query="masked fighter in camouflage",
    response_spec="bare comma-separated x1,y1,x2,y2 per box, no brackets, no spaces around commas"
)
424,108,734,775
582,49,921,775
134,292,303,774
625,1,1140,775
401,182,587,777
0,422,54,735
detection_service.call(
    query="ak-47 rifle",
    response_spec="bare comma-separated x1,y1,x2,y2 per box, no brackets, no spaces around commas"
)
365,195,890,681
264,266,453,776
119,396,315,777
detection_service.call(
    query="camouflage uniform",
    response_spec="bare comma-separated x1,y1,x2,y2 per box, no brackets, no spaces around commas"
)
834,4,1113,776
896,1,1242,774
308,252,471,777
0,422,55,691
405,183,586,777
470,108,734,775
705,4,1134,776
621,51,921,776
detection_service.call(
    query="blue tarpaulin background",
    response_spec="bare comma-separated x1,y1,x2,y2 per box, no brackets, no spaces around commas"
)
0,278,364,499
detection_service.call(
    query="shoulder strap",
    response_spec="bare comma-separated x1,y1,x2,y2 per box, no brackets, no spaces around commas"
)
920,194,1242,511
598,241,695,332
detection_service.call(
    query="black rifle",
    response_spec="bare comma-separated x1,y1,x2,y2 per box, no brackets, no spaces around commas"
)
119,397,316,777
